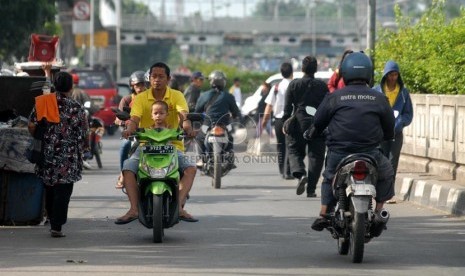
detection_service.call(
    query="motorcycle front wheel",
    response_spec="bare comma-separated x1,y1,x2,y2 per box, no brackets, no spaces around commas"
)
337,230,350,255
212,143,222,189
152,194,164,243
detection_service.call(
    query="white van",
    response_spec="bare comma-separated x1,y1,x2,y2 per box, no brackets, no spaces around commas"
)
241,70,333,117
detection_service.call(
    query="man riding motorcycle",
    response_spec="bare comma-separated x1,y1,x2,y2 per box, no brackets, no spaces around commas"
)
115,70,147,189
194,70,241,165
304,51,395,231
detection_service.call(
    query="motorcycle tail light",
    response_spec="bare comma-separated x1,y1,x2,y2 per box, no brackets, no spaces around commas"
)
352,160,368,181
211,126,225,136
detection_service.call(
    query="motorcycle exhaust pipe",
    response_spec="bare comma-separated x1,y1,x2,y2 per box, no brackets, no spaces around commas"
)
370,209,390,238
375,209,390,223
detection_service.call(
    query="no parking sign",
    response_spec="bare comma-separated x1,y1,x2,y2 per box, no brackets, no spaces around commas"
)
73,0,91,21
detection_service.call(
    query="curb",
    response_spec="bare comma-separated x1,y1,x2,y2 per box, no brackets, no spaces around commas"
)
395,174,465,216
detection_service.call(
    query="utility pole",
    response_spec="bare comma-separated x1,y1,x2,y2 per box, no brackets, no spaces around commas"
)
89,0,94,67
116,0,121,81
367,0,376,62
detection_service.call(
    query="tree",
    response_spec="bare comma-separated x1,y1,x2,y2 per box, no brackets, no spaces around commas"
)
0,0,59,63
375,0,465,94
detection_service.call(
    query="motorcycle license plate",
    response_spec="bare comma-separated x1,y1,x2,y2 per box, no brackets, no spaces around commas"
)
143,145,174,154
207,136,228,143
346,184,376,196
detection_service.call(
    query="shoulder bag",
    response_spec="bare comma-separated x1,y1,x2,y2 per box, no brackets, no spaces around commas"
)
26,118,48,165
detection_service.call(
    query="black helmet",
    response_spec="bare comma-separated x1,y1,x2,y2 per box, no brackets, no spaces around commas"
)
340,51,373,85
129,70,146,89
208,70,227,90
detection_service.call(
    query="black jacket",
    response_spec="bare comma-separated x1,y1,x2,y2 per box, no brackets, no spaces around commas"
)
195,89,240,126
282,75,329,132
184,84,201,112
313,84,395,153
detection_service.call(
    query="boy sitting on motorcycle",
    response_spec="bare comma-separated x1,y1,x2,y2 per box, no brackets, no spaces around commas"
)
117,62,197,224
151,100,170,129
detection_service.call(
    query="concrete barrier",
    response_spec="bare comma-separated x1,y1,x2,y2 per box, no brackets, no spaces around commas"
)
400,94,465,181
396,94,465,216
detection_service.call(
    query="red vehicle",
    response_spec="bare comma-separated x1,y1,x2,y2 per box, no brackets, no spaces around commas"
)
70,66,120,135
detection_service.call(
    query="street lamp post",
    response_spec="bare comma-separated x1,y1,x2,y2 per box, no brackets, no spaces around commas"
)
367,0,376,62
116,0,121,81
89,0,94,67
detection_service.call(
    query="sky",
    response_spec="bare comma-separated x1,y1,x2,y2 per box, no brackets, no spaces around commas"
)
134,0,258,19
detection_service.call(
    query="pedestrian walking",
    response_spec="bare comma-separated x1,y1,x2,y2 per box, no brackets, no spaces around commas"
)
28,67,89,238
229,77,242,109
373,60,413,204
184,71,205,112
327,49,353,93
261,62,294,179
282,56,329,197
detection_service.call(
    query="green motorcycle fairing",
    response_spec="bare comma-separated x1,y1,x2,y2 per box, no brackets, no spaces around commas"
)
135,128,182,196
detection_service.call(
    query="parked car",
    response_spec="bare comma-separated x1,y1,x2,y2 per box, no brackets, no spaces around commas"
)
241,70,333,123
70,66,119,135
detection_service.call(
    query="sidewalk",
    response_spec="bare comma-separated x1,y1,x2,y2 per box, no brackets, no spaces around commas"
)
393,172,465,216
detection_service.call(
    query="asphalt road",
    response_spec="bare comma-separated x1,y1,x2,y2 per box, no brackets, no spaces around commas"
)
1,131,464,275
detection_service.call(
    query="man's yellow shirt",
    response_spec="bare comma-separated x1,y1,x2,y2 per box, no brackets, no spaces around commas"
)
130,86,188,152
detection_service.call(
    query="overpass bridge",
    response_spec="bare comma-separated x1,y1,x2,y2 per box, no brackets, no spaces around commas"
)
118,14,390,56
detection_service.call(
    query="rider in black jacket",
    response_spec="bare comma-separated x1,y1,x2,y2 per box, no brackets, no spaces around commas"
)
194,70,241,157
306,52,395,231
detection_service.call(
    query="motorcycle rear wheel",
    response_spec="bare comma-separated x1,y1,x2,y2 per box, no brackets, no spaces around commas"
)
212,143,222,189
152,194,164,243
90,135,103,169
351,212,366,263
93,147,102,169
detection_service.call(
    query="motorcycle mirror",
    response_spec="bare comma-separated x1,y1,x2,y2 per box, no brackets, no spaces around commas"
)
305,106,317,116
115,110,131,121
83,101,91,108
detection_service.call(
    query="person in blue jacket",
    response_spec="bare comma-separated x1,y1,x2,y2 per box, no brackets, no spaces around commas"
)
373,60,413,203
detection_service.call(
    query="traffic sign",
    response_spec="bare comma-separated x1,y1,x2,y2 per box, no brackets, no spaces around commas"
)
73,0,91,21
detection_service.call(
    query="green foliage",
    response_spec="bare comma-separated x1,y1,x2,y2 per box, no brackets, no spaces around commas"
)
185,59,270,95
0,0,57,62
122,0,151,14
375,0,465,94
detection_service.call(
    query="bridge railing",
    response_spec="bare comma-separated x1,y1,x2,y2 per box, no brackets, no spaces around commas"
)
401,94,465,181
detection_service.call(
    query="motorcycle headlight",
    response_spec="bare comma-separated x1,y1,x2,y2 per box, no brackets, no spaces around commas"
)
148,167,167,178
141,156,167,178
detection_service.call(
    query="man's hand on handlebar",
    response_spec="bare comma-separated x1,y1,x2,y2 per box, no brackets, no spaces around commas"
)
122,119,137,139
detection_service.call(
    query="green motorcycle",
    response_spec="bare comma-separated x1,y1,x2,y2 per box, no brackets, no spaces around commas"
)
132,128,183,243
